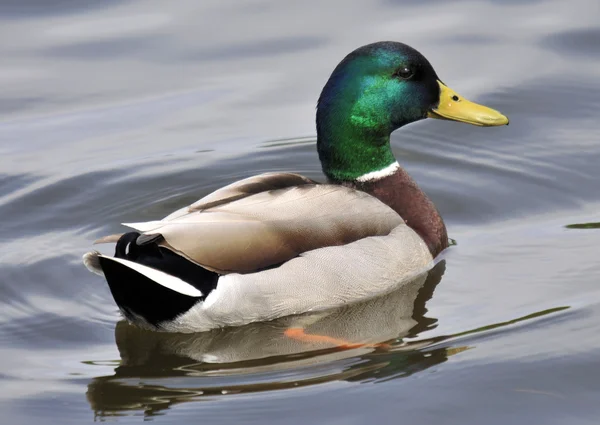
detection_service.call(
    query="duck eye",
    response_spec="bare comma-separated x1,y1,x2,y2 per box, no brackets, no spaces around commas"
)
394,66,413,80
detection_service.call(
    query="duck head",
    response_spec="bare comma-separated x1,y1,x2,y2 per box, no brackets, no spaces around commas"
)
317,41,508,181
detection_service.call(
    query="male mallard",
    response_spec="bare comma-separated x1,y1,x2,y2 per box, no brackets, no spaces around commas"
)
84,41,508,333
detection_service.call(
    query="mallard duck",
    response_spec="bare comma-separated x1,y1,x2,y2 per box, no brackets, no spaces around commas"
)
84,41,508,333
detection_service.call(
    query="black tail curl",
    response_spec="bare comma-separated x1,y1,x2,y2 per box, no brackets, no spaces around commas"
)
100,232,219,328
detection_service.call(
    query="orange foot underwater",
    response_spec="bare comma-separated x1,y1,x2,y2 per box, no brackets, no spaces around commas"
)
284,327,391,350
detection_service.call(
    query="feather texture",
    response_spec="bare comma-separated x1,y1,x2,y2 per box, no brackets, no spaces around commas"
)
163,172,316,220
123,173,404,273
162,223,433,332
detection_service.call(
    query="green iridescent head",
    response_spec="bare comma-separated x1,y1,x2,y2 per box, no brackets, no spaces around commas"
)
316,41,508,182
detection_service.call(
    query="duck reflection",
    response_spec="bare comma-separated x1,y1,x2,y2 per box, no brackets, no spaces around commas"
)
87,261,456,418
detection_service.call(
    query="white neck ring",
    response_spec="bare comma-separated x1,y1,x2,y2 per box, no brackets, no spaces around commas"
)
355,161,400,182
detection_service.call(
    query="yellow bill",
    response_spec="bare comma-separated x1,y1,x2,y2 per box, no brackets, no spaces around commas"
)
427,81,509,126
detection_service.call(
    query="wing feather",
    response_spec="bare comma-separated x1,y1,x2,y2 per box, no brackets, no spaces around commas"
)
164,172,316,220
99,173,404,273
141,186,403,273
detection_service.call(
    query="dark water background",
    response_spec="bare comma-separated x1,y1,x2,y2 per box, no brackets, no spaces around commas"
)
1,0,599,423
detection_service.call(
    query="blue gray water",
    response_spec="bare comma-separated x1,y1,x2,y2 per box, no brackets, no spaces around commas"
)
1,0,599,423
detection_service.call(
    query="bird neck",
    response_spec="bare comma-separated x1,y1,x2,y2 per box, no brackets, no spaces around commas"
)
317,127,397,182
316,68,403,182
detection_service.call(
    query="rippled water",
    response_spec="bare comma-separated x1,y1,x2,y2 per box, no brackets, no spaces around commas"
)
1,0,599,423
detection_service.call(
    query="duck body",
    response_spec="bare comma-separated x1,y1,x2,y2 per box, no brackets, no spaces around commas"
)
85,173,433,332
84,42,508,332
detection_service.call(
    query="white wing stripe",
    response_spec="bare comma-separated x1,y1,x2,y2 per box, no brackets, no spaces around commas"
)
100,255,203,297
122,221,164,232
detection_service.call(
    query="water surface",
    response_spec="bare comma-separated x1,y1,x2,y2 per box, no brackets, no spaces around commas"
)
1,0,599,423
